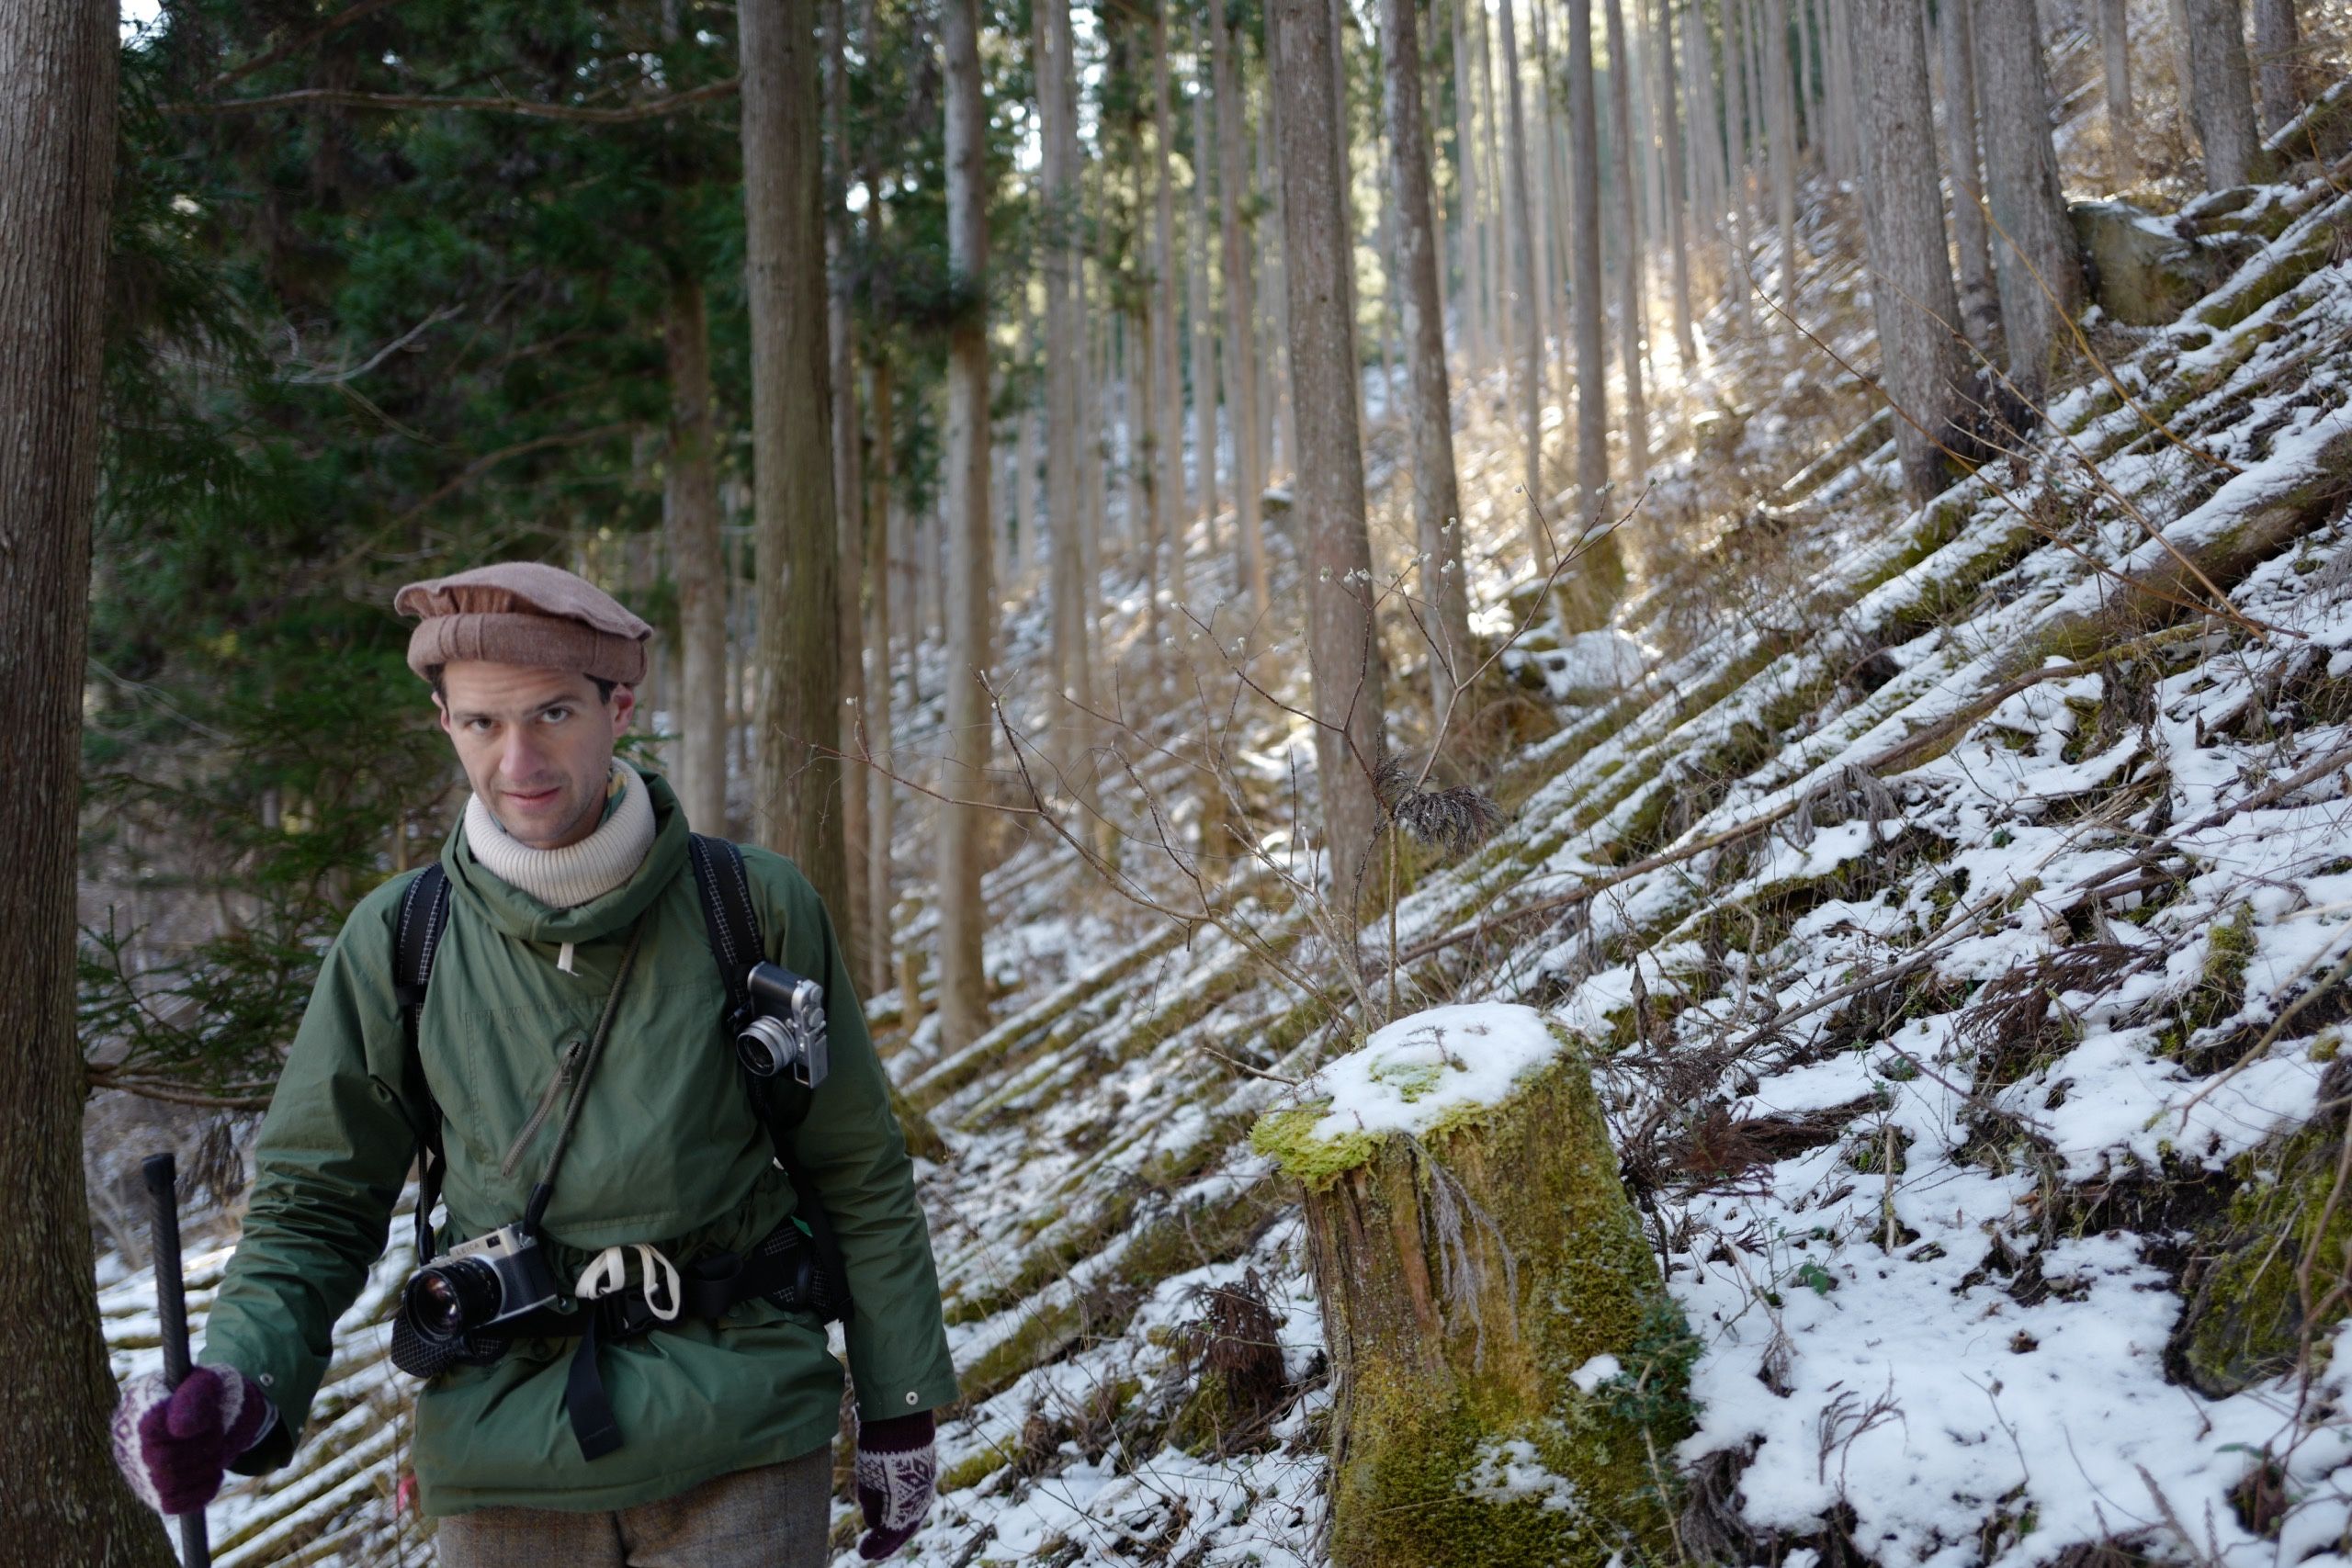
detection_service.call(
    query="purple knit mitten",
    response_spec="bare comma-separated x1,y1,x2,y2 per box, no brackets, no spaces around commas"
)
854,1410,937,1561
110,1364,273,1517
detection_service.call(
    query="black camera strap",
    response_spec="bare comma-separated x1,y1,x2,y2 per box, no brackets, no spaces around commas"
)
683,834,854,1325
393,864,454,1263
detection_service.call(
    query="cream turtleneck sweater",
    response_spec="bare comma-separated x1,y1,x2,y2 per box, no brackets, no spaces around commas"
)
464,761,655,909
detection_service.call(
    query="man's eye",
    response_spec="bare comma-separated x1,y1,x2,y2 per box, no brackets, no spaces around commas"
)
466,718,494,734
542,706,571,724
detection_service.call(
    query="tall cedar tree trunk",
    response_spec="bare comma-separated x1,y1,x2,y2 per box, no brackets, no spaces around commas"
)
825,0,870,963
1939,0,2002,349
1016,287,1040,592
1973,0,2083,401
1608,0,1651,479
1152,7,1184,616
1653,0,1699,368
1452,0,1490,375
937,0,992,1051
2183,0,2267,188
2252,0,2301,134
1497,0,1545,568
1189,33,1221,562
1269,0,1389,916
665,276,731,837
1525,0,1558,409
1720,0,1756,329
1042,0,1098,729
1764,0,1798,303
1383,0,1475,718
864,357,897,999
1568,0,1622,628
1529,0,1571,422
1261,68,1296,483
1851,0,1973,502
1210,0,1272,618
0,6,170,1562
2098,0,2136,183
1475,0,1508,377
741,0,849,919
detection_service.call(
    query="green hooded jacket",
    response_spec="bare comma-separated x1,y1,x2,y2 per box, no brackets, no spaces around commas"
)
201,771,959,1516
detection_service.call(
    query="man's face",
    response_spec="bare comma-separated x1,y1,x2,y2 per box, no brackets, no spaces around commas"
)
435,662,634,851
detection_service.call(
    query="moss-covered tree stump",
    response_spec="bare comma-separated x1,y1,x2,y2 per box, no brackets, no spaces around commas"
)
1252,1005,1691,1568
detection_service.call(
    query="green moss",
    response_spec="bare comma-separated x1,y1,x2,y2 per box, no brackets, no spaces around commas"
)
937,1444,1014,1495
2176,1115,2352,1396
1320,1056,1693,1567
2160,903,2256,1055
1251,1107,1382,1191
957,1301,1085,1408
2197,232,2334,331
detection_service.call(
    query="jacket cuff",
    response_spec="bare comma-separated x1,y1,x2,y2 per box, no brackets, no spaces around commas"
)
201,1332,318,1473
852,1367,959,1425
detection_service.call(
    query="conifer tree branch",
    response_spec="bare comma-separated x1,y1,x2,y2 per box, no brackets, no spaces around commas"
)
166,75,741,123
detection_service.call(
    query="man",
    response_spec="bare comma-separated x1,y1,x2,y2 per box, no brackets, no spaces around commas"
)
111,563,956,1565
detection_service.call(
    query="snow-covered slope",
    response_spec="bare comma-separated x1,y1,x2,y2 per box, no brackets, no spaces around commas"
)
101,133,2352,1568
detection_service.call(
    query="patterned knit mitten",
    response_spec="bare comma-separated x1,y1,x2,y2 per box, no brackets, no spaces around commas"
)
854,1410,937,1561
110,1364,274,1517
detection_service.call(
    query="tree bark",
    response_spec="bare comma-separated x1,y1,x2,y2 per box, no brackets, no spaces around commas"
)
864,356,897,1000
1041,0,1096,716
1269,0,1390,914
1475,0,1510,379
1973,0,2084,401
1720,0,1757,330
2182,0,2267,189
1189,37,1221,565
1210,0,1272,619
1384,0,1475,719
1607,0,1651,479
1152,6,1187,615
1763,0,1799,305
1939,0,2001,348
937,0,992,1051
1259,70,1296,485
2098,0,2136,184
1851,0,1973,502
741,0,849,920
1652,0,1699,368
1497,0,1547,569
824,0,869,960
0,5,169,1562
2251,0,2301,134
1151,8,1185,637
1016,282,1040,593
1566,0,1617,616
664,276,730,838
1451,0,1490,376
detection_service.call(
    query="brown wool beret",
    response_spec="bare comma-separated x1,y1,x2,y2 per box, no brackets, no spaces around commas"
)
395,561,652,686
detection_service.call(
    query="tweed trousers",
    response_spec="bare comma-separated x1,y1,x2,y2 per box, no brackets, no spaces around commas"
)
432,1444,833,1568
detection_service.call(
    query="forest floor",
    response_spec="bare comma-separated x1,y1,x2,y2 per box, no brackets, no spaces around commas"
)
96,58,2352,1568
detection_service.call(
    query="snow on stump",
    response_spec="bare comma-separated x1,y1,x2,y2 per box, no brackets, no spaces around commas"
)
1251,1004,1691,1567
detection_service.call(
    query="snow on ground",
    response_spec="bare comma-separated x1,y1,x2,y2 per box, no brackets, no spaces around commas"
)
93,134,2352,1568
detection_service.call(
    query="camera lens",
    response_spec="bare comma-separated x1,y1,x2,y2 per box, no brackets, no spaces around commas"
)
405,1258,502,1340
735,1015,794,1078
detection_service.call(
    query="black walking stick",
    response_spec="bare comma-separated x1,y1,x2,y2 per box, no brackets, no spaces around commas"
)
143,1153,211,1568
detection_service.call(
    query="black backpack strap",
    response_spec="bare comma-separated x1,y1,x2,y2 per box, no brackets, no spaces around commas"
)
391,863,453,1263
684,834,854,1324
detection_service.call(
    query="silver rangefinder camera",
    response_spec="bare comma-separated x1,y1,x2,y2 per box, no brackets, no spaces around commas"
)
735,963,830,1089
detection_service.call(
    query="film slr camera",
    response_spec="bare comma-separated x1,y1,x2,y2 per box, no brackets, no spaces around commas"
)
390,961,830,1379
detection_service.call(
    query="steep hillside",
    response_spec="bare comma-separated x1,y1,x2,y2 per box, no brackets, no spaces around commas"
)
101,112,2352,1568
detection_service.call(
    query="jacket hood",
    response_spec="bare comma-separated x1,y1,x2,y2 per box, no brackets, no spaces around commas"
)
441,765,692,943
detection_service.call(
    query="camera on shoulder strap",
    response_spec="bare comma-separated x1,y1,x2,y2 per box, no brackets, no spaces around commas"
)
734,963,829,1089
